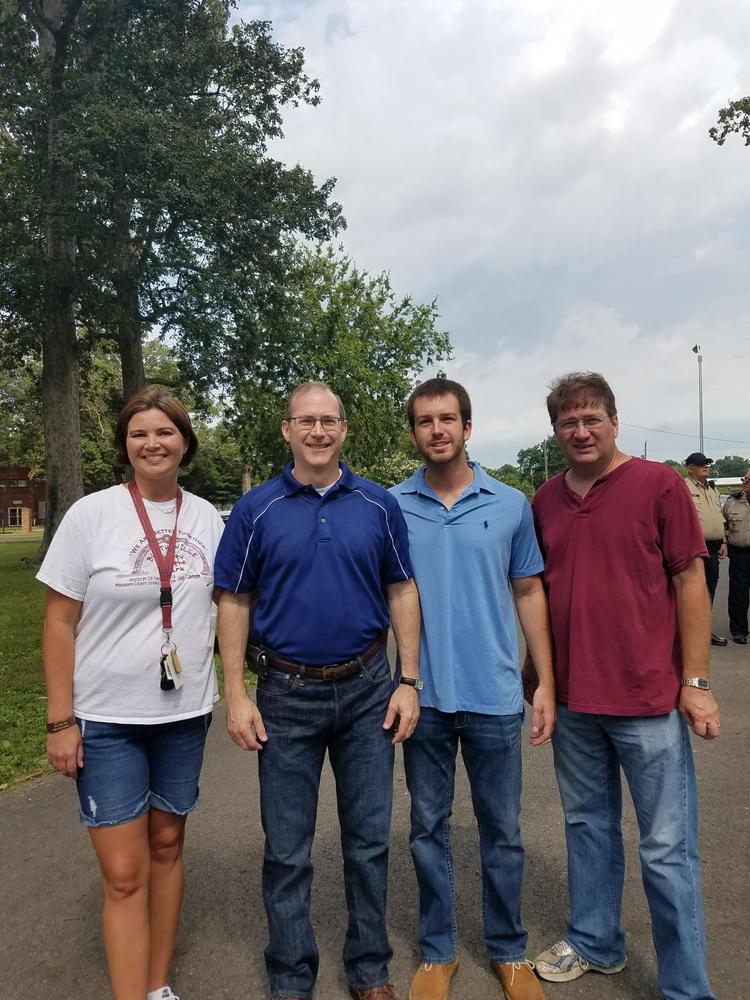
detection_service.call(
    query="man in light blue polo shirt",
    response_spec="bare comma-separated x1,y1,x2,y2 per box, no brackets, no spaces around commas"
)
391,378,555,1000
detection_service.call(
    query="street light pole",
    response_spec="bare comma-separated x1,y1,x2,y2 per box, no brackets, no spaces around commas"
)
692,344,704,453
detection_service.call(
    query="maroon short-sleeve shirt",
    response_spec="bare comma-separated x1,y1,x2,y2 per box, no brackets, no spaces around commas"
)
532,458,707,716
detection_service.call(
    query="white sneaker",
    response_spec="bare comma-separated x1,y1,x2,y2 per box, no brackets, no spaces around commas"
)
534,940,626,982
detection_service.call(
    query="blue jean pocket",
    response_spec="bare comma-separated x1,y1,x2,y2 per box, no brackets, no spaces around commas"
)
257,669,301,698
358,649,391,686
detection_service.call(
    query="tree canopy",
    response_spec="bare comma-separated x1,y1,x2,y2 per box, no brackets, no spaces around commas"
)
225,245,451,486
516,437,567,487
0,0,342,544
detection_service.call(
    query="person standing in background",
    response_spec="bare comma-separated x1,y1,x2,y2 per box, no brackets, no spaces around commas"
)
684,453,728,646
723,469,750,644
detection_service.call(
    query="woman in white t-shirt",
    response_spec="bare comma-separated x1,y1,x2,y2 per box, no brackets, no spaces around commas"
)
38,387,224,1000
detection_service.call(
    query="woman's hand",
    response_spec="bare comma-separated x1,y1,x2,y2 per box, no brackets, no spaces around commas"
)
47,724,83,777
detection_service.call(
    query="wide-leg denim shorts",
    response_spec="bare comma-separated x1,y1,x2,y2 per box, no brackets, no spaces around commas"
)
75,713,212,827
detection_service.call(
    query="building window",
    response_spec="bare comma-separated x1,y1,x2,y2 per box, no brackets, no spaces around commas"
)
8,507,22,527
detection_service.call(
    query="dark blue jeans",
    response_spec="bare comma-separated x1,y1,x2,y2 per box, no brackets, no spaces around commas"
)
402,708,527,963
256,649,395,999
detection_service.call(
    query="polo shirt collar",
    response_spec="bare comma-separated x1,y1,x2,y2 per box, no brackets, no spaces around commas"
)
402,462,499,500
281,461,355,496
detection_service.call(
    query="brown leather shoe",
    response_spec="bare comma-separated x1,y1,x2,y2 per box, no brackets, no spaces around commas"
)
409,958,459,999
348,984,399,1000
491,960,545,1000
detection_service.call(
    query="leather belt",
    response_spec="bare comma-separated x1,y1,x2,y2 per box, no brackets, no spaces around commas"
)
251,636,386,681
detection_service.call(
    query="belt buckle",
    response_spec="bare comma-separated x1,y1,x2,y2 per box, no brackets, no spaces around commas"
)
321,663,336,681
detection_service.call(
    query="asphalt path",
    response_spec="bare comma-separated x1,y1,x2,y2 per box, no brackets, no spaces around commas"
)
2,571,747,999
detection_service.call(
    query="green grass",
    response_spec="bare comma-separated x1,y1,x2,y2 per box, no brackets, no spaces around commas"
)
0,539,49,788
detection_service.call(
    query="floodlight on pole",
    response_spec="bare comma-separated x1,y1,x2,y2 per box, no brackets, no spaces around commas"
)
692,344,704,453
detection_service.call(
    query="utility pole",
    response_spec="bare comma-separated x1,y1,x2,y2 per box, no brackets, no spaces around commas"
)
692,344,704,453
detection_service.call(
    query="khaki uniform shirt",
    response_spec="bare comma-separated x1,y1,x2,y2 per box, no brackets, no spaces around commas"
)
684,476,725,542
723,492,750,548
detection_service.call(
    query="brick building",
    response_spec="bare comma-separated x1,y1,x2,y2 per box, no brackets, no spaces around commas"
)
0,467,46,527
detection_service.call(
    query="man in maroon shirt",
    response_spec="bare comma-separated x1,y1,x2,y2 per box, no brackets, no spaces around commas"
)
526,372,720,1000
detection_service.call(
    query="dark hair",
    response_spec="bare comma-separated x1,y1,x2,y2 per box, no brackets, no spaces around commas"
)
114,386,198,467
407,378,472,428
284,381,347,421
546,372,617,427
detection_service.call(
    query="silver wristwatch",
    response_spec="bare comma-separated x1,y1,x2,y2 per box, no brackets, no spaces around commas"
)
682,677,711,691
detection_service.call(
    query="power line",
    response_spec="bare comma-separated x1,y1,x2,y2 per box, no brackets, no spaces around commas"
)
619,422,750,448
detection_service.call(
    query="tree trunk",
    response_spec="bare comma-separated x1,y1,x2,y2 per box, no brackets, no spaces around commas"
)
113,196,146,400
242,464,252,494
39,0,85,553
117,275,146,401
41,298,83,551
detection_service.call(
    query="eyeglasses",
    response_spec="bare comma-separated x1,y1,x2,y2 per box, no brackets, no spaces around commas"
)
286,415,345,431
556,415,608,434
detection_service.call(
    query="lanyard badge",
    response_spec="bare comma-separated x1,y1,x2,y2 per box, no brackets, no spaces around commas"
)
128,480,184,690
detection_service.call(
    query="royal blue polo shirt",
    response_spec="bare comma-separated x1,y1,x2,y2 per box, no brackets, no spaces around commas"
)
391,463,543,715
214,462,413,664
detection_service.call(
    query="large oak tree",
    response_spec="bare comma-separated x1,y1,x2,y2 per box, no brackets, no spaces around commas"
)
0,0,341,546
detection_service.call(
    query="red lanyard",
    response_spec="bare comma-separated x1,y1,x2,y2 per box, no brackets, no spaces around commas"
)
127,480,183,631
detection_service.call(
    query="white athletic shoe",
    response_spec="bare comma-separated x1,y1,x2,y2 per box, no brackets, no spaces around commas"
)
534,940,626,982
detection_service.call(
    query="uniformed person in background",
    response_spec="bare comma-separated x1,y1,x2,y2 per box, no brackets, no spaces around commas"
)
684,453,727,646
722,469,750,645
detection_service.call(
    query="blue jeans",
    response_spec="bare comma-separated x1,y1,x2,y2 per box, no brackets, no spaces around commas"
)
552,705,715,1000
256,649,395,999
403,708,527,963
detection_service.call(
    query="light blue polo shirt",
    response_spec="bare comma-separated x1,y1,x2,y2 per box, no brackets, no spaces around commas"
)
391,463,543,715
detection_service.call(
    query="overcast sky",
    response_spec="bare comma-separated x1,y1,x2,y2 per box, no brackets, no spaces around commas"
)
239,0,750,467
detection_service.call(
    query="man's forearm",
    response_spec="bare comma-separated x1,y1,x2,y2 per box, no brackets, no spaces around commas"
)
217,589,252,699
512,577,555,688
386,578,421,677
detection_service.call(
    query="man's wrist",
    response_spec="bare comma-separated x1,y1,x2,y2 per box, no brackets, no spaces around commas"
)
399,675,424,691
682,676,711,691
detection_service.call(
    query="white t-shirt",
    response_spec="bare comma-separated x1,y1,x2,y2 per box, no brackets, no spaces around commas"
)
37,484,224,724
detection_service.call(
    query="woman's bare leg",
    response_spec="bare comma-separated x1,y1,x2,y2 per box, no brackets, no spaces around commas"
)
89,815,150,1000
147,808,188,992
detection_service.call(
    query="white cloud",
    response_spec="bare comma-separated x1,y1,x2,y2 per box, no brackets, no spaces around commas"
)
238,0,750,464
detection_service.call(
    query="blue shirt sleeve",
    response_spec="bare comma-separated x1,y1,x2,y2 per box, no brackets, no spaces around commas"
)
379,490,414,583
214,500,257,593
508,497,545,579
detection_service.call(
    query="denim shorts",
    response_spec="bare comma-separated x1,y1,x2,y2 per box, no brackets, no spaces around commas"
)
75,713,212,828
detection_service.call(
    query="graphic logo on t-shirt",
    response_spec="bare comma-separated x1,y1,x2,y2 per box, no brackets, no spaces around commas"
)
117,530,211,587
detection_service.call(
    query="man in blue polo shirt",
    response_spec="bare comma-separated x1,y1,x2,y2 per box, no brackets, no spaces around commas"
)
215,381,421,1000
391,378,555,1000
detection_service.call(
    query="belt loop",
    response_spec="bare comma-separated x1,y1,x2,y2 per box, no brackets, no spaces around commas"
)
299,664,306,679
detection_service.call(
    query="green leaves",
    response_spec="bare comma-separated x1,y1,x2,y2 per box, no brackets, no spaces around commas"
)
709,97,750,147
227,245,452,484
